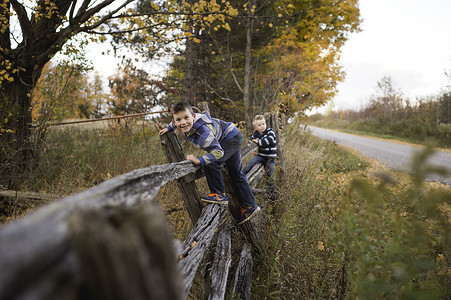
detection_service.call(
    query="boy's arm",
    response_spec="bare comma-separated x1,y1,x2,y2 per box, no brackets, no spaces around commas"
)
167,121,176,132
186,154,201,165
251,132,259,144
159,121,176,135
159,128,169,135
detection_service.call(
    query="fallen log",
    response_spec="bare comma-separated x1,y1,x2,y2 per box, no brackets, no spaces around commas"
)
0,190,59,201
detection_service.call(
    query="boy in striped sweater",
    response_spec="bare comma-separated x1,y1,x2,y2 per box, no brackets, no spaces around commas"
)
159,101,260,224
242,115,277,201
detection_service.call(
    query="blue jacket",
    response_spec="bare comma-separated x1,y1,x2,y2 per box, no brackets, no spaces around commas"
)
167,112,239,166
251,128,277,158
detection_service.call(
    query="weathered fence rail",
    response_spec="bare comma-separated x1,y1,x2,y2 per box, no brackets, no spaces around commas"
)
0,161,200,299
0,109,284,300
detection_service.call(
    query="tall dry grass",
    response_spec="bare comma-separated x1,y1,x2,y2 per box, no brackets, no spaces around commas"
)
21,118,166,194
2,119,449,299
252,124,450,299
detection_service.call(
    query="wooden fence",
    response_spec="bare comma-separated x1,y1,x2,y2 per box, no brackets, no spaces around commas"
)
0,110,285,300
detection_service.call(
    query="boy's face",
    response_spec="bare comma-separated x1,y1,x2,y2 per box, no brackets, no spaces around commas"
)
254,119,266,134
173,109,196,133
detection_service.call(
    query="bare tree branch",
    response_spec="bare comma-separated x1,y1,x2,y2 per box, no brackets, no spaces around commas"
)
10,0,32,41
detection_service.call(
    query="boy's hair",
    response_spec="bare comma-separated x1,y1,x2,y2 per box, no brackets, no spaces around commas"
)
171,101,194,115
252,115,265,126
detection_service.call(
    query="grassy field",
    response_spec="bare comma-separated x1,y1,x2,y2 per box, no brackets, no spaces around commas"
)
1,120,449,299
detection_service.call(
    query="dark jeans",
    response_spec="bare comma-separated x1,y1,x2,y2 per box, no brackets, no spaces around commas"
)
243,155,275,198
203,132,257,208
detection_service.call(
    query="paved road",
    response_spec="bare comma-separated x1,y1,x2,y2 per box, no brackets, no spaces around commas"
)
307,126,451,185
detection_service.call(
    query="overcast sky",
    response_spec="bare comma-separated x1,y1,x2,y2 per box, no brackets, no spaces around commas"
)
87,0,451,112
331,0,451,112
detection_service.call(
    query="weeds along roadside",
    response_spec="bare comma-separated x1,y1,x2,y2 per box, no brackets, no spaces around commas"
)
253,125,369,299
253,124,450,299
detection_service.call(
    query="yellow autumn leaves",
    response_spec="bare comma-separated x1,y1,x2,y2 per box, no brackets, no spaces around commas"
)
118,0,238,46
124,0,238,43
0,56,23,86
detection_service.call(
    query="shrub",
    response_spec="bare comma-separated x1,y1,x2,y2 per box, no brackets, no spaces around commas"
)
332,147,450,299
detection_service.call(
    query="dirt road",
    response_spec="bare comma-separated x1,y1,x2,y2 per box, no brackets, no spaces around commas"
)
307,126,451,185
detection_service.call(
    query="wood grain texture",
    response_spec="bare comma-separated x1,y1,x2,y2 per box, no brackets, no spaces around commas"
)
0,161,198,299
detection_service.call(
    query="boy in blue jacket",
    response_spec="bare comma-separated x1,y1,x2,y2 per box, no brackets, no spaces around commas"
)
159,101,260,224
242,115,277,201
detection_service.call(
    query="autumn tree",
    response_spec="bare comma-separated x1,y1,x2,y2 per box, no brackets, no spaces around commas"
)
108,60,161,115
32,62,89,127
157,0,280,123
0,0,237,187
155,0,360,131
0,0,137,187
252,0,361,117
367,76,405,123
31,60,95,165
90,72,108,119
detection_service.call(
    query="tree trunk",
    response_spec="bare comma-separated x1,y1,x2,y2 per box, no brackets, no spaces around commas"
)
1,68,38,188
183,8,200,106
68,203,184,300
0,0,136,188
243,0,255,134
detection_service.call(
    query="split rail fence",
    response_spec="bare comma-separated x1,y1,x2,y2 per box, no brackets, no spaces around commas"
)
0,106,285,300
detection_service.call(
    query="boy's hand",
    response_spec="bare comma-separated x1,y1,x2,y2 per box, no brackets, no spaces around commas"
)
159,128,169,135
252,138,259,144
252,151,257,156
186,154,201,165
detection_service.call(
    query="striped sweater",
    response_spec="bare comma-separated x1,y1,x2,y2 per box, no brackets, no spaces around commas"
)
167,112,239,166
251,128,277,158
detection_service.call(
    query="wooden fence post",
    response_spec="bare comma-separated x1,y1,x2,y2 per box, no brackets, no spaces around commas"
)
160,131,203,223
197,102,210,113
266,112,286,176
69,202,184,300
232,243,253,300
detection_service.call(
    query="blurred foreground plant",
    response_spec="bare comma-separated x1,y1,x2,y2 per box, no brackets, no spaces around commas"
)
334,146,450,299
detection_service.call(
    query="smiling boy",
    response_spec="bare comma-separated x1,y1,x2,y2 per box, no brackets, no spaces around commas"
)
159,101,260,224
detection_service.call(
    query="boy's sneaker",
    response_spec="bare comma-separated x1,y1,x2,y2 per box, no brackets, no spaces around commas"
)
201,193,229,205
237,205,261,225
